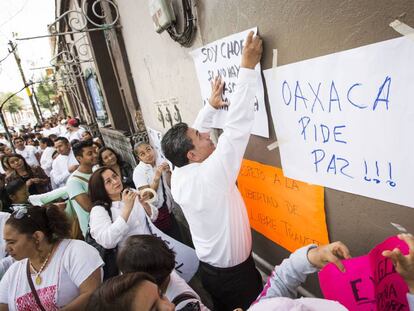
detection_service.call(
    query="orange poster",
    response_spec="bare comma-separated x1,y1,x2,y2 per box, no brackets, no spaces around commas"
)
238,159,329,253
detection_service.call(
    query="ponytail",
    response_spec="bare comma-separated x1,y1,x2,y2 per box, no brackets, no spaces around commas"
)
6,204,71,243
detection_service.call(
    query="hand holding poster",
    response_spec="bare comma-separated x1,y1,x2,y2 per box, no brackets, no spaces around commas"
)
237,159,328,252
319,236,411,311
264,37,414,208
190,28,269,138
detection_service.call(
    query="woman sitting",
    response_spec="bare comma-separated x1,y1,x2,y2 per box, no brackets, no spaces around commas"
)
5,153,50,195
98,147,134,189
88,167,158,249
0,204,103,310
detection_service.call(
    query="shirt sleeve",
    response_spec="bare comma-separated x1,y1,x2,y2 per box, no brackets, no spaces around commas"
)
133,165,150,189
0,256,15,280
192,103,218,133
90,205,129,249
50,159,71,187
0,261,18,303
199,68,259,189
254,245,319,303
63,240,103,287
66,177,85,199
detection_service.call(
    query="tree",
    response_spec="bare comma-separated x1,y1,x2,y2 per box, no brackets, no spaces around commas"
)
0,92,24,124
36,78,56,114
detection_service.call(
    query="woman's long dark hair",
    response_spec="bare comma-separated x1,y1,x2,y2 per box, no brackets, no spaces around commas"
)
98,147,123,167
88,167,121,209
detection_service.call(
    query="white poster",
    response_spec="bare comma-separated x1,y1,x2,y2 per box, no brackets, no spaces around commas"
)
190,28,269,138
146,127,172,168
146,216,199,282
264,37,414,208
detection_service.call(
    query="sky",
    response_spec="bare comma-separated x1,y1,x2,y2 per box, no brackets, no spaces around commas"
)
0,0,55,99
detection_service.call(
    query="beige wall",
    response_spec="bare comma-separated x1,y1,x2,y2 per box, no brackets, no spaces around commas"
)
116,0,414,295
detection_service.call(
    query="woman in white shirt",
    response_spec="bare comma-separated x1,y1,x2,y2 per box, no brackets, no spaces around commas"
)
88,167,158,249
0,204,103,310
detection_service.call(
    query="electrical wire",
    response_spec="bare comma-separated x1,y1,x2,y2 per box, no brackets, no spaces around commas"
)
166,0,196,47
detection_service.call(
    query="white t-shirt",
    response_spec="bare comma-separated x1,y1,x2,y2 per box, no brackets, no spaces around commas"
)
67,128,85,143
165,271,210,311
0,239,103,311
42,128,58,138
16,146,39,167
90,199,157,249
133,158,173,210
40,147,55,177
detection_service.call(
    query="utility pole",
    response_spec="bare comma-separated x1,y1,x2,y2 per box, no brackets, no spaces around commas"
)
31,83,44,122
8,41,41,123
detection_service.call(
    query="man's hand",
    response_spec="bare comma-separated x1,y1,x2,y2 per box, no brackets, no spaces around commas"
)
241,31,263,69
208,76,226,109
307,241,351,272
382,233,414,294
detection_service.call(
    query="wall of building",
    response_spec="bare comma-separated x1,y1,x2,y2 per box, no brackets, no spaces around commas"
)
116,0,414,295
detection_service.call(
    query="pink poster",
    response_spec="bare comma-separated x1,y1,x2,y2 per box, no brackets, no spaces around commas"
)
319,236,410,310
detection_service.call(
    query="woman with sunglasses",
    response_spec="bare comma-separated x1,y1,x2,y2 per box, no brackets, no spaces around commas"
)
0,204,103,311
88,167,158,249
5,153,50,195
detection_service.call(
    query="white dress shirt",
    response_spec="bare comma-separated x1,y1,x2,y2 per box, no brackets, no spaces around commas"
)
171,68,258,268
40,146,55,176
15,145,39,167
89,199,158,249
50,150,78,189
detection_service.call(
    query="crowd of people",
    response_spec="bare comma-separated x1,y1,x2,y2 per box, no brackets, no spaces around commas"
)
0,32,413,311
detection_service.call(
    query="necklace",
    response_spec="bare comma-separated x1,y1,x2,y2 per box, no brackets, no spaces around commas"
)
30,250,53,285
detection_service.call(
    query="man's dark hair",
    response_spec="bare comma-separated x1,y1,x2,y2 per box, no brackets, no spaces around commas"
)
86,272,156,311
12,136,24,143
117,235,176,286
40,137,53,147
161,123,194,167
54,136,69,145
72,139,93,158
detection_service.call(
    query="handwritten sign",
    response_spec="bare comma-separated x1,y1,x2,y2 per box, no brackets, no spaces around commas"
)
264,37,414,208
319,236,410,310
190,28,269,138
237,159,328,252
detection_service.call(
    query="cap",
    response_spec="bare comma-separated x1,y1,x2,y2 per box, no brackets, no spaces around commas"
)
67,118,78,127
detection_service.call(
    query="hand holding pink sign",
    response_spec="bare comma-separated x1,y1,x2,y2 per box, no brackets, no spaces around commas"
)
319,235,410,311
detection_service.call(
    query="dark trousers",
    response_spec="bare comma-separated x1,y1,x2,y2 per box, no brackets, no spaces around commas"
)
200,255,263,311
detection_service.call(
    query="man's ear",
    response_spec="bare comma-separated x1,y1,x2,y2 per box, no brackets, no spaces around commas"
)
187,150,197,162
75,155,82,163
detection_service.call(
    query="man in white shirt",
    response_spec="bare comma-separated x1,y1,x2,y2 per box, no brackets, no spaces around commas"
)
161,32,263,310
50,137,79,189
66,118,85,143
41,121,58,138
13,136,39,167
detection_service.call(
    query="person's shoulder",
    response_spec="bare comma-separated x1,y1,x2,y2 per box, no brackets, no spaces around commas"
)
65,239,98,254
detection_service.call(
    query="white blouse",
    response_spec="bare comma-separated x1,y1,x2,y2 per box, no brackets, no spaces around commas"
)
89,198,158,249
